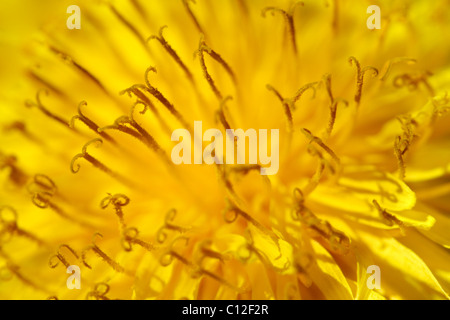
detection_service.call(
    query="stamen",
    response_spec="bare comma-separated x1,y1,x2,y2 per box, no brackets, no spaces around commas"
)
218,166,239,200
25,90,70,128
86,282,111,300
27,70,64,98
27,175,94,228
201,39,236,84
0,248,49,292
100,193,130,229
331,0,339,31
320,75,350,141
266,84,293,131
27,174,57,196
48,46,110,94
160,237,245,293
291,187,310,221
311,220,338,243
226,164,271,190
379,57,416,81
107,3,147,47
237,229,289,272
195,239,228,266
122,90,173,136
81,232,125,273
308,214,349,254
223,199,281,251
121,227,155,252
196,43,221,99
328,230,350,254
0,261,47,292
128,113,164,154
160,236,192,267
266,82,318,131
70,139,133,186
0,153,29,187
98,116,140,140
195,267,247,294
431,93,450,123
393,71,435,96
230,164,263,176
130,101,151,119
292,189,317,222
372,200,404,230
30,191,53,209
137,67,190,128
3,121,26,133
262,2,305,54
27,174,57,210
292,191,350,255
301,128,340,164
293,188,305,211
120,86,158,115
143,69,171,110
3,121,42,145
293,251,312,272
215,96,234,134
157,209,191,244
293,251,313,287
325,98,349,139
266,84,284,103
289,82,318,110
71,138,104,173
302,156,326,196
130,0,148,21
148,26,194,82
0,206,45,246
70,101,117,145
194,37,236,101
397,115,418,142
430,92,450,120
394,135,407,180
348,56,379,105
49,244,79,269
393,114,415,180
99,115,163,154
321,73,334,104
182,0,204,35
306,144,336,174
237,0,249,16
31,194,92,228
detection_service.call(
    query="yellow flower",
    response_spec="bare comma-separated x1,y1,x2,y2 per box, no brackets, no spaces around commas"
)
0,0,449,300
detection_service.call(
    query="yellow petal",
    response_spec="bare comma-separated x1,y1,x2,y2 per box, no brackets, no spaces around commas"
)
360,230,449,299
307,240,353,300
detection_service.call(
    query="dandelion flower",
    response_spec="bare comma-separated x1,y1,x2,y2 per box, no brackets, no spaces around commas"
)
0,0,449,300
